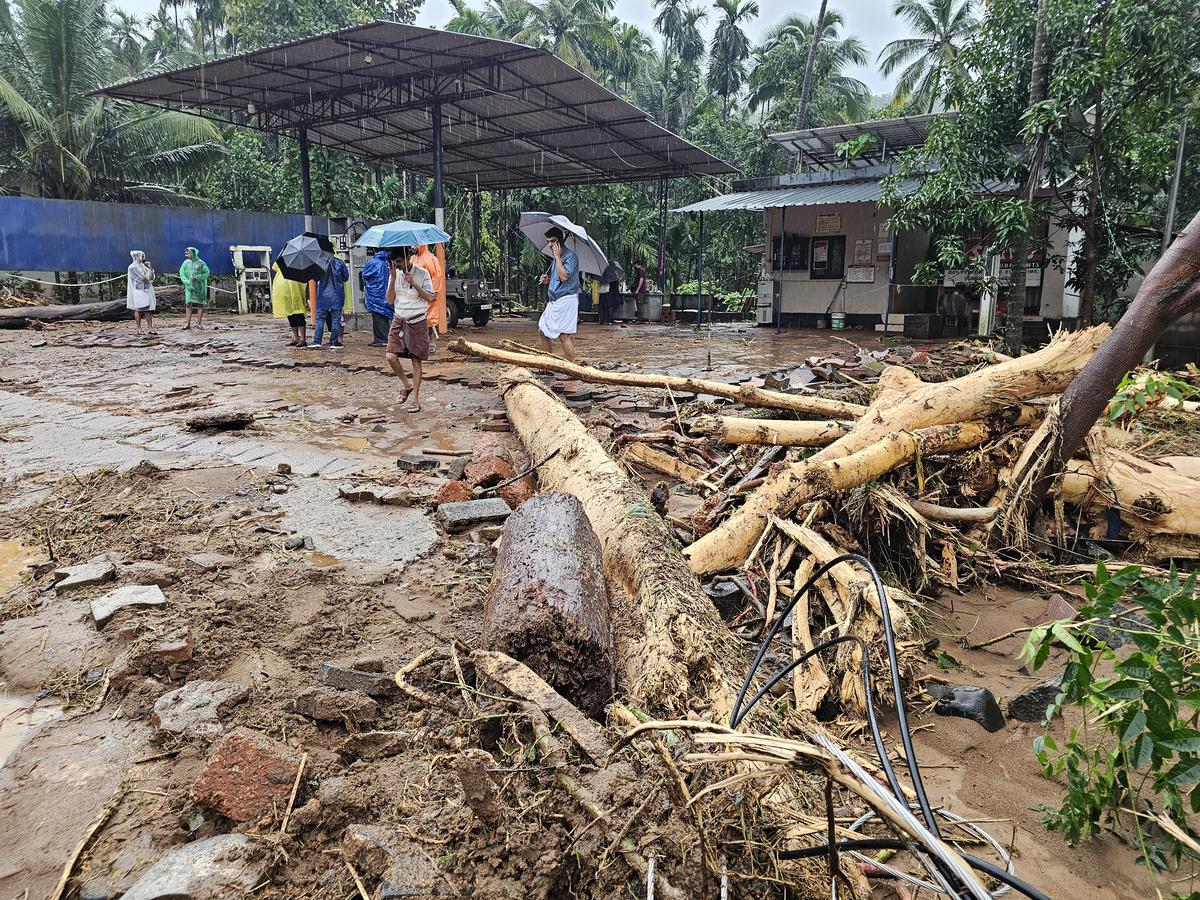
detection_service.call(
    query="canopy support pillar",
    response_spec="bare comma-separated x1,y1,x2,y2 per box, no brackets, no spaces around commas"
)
471,190,482,279
432,100,448,331
298,125,313,230
775,206,787,334
658,179,668,300
694,211,704,331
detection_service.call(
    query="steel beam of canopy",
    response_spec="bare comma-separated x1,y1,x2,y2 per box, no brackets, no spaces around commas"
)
298,125,313,224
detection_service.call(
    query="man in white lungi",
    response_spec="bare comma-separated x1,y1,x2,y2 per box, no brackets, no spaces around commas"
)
537,227,581,362
126,250,157,335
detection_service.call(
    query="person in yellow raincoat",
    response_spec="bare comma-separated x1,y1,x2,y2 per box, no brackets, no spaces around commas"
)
271,262,310,347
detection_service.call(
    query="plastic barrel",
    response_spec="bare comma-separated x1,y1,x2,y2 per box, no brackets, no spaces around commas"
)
831,312,847,330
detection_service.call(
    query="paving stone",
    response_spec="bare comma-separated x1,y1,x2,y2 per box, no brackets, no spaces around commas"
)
927,684,1006,733
54,560,117,592
445,456,470,480
294,685,378,724
437,498,511,533
1008,675,1064,722
120,834,266,900
120,561,178,587
319,662,396,698
191,727,301,822
396,453,440,472
185,553,239,573
153,680,250,737
91,584,167,629
1085,602,1153,650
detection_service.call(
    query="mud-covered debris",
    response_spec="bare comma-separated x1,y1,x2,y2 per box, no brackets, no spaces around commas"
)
153,633,194,664
437,498,511,533
190,726,301,822
338,730,412,760
496,478,535,509
284,535,306,550
464,456,514,489
54,559,116,592
927,684,1006,732
343,825,455,896
1033,592,1079,625
338,483,413,506
120,834,267,900
185,552,239,573
1008,675,1064,722
432,480,473,506
120,561,178,587
185,409,255,431
153,680,250,737
90,584,167,629
295,685,379,724
276,462,292,475
319,662,396,698
455,749,502,825
353,655,385,673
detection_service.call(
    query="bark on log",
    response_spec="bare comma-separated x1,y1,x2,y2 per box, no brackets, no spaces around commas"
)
686,327,1108,575
909,501,999,524
499,367,742,717
0,299,128,323
1061,456,1200,539
452,337,867,419
690,415,849,447
1057,209,1200,466
621,442,707,482
484,492,616,718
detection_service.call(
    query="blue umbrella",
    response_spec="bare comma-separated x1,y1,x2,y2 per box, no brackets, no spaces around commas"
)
355,219,451,249
518,212,609,276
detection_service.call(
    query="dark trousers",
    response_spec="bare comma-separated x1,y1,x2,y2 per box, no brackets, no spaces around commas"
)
371,311,390,344
599,292,617,324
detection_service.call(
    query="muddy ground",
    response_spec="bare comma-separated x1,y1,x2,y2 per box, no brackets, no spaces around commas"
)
0,312,1155,898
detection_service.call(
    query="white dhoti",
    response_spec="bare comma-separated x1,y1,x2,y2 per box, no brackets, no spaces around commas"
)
538,294,579,339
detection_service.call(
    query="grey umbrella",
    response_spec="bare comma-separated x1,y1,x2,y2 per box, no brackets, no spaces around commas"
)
276,234,333,283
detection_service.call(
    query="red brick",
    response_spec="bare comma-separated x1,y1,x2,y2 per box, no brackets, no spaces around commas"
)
432,481,473,505
154,635,193,664
1034,593,1079,626
464,457,514,489
497,478,535,509
191,727,301,823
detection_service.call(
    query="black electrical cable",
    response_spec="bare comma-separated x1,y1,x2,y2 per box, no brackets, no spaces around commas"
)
778,840,1052,900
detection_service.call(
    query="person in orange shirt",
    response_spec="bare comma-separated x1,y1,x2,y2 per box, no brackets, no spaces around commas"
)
413,244,445,345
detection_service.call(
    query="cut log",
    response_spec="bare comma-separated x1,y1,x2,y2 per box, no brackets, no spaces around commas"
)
1061,455,1200,539
690,415,849,447
686,327,1108,576
185,409,256,431
621,442,707,482
500,367,742,717
0,299,128,323
483,492,616,718
452,337,867,419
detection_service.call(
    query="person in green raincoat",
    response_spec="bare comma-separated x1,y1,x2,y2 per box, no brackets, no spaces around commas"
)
181,247,210,330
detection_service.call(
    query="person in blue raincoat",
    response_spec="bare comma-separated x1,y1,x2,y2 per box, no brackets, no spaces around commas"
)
361,248,394,347
309,255,349,349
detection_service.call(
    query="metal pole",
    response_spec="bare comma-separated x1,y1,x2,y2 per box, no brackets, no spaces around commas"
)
471,190,482,279
431,101,448,328
298,126,313,229
1146,119,1188,363
658,179,668,308
695,211,704,330
775,206,787,334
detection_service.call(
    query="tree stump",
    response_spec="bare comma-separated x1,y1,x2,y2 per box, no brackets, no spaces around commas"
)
483,492,615,717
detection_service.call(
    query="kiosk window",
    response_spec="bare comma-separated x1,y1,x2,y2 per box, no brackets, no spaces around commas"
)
810,235,846,280
771,233,809,271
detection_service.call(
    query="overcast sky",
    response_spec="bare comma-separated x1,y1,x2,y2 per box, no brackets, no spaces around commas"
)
116,0,904,94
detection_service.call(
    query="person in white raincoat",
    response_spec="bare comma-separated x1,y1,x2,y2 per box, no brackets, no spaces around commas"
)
126,251,157,335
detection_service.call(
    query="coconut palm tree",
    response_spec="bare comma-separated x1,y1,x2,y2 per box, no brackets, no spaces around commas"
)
445,0,493,35
0,0,222,203
483,0,534,38
108,9,147,75
676,3,707,67
610,22,653,94
877,0,978,113
514,0,615,74
747,11,869,124
707,0,758,120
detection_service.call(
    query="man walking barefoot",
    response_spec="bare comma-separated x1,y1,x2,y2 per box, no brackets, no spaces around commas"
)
385,252,435,413
537,227,581,362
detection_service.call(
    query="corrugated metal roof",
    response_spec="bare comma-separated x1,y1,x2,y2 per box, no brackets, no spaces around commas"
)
94,22,734,190
768,114,952,169
674,179,919,213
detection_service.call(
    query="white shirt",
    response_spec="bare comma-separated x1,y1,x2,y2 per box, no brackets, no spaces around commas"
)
392,265,433,321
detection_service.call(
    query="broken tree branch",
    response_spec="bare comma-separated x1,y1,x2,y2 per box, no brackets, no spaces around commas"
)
690,415,850,447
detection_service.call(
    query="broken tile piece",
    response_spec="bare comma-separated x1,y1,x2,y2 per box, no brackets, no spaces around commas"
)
90,584,167,629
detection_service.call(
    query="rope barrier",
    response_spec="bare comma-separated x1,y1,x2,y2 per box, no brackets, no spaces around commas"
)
3,271,238,295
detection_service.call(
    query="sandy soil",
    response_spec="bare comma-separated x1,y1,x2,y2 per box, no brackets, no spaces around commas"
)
0,311,1159,898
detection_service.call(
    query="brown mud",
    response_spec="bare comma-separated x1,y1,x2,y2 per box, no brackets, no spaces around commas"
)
0,313,1157,898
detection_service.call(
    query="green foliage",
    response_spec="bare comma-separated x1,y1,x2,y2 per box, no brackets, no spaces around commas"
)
223,0,420,51
1021,563,1200,885
1107,369,1199,421
877,0,978,114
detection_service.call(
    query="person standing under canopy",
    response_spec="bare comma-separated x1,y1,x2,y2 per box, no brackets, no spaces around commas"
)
385,251,435,413
126,250,157,336
310,256,350,350
180,247,210,330
630,262,649,322
271,262,309,347
537,226,581,362
413,243,445,346
361,248,394,347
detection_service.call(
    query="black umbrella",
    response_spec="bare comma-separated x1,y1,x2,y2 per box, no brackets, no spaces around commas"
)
304,230,335,252
600,259,625,284
276,234,333,283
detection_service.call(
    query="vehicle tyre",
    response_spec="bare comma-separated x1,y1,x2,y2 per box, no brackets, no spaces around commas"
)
472,309,491,327
447,298,461,330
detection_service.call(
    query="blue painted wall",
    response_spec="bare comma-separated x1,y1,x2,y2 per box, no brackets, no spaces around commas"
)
0,197,312,276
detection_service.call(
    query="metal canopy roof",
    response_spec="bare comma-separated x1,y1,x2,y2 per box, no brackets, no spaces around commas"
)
95,22,734,190
769,113,952,169
673,178,919,213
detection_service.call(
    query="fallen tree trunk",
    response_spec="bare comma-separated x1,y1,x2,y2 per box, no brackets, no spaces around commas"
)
690,415,849,447
484,493,616,718
1061,456,1200,539
0,299,128,323
453,337,867,420
500,366,742,717
621,442,707,482
686,327,1108,575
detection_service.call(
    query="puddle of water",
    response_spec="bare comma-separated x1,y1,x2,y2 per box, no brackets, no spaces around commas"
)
0,696,64,768
310,551,341,567
339,436,373,452
0,539,41,595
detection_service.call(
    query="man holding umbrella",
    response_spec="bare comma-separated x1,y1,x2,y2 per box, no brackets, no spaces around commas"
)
538,226,582,362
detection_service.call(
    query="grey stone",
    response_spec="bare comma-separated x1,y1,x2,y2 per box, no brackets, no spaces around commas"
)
120,834,267,900
121,561,178,587
319,662,396,698
284,535,305,551
54,560,116,592
1008,675,1064,722
353,656,385,673
303,537,315,550
445,456,470,480
91,584,167,629
153,680,250,737
294,685,378,724
436,498,511,533
1086,602,1153,650
344,826,454,898
185,553,239,573
927,684,1006,733
396,453,440,472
